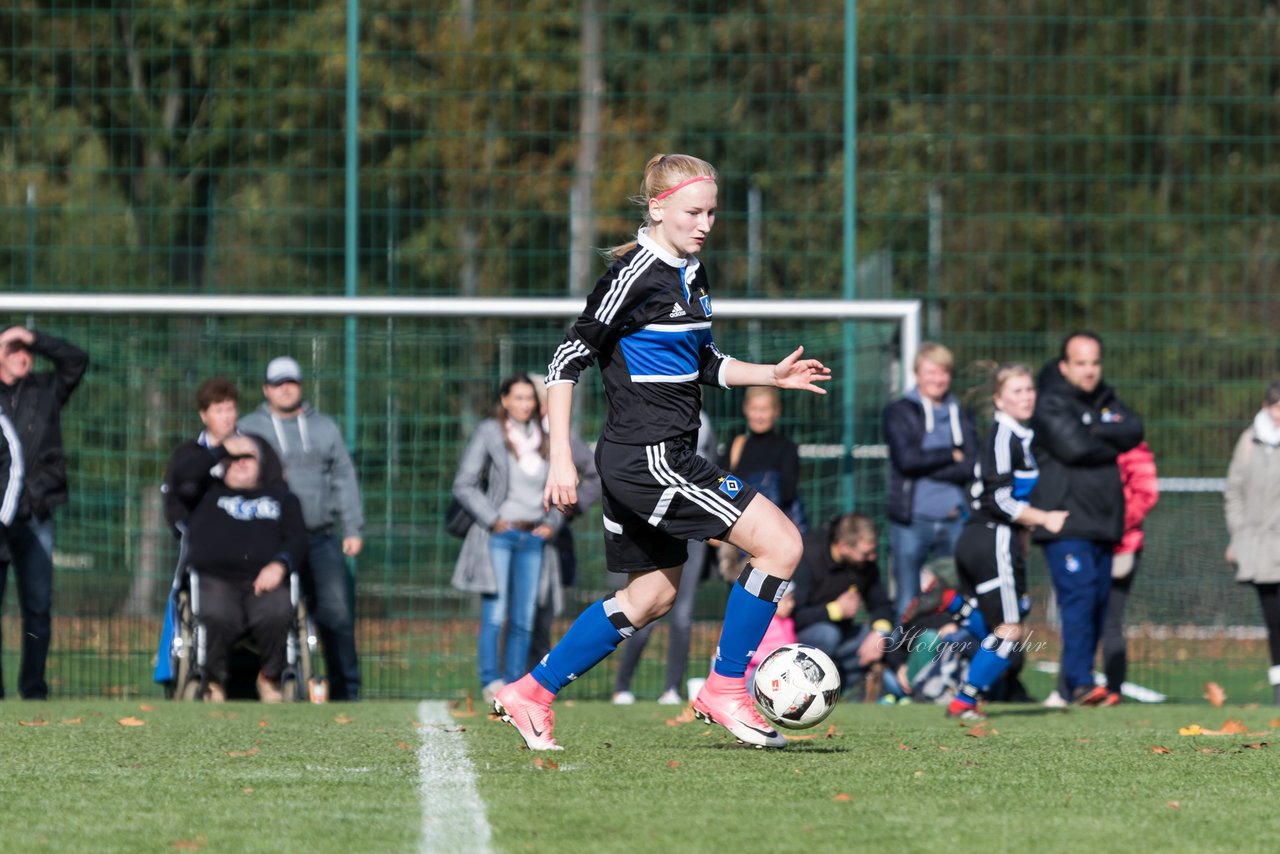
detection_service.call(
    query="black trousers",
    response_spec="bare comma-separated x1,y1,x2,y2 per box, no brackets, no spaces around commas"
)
197,573,293,685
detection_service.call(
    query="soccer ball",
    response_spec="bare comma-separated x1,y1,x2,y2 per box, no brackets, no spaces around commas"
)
752,643,841,730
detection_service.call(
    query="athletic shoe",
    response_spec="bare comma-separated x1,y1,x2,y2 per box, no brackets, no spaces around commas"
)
1042,690,1068,709
1102,691,1122,707
256,673,284,704
692,672,786,749
481,679,505,705
656,688,683,706
1073,685,1109,706
494,675,562,751
611,690,636,706
945,699,986,721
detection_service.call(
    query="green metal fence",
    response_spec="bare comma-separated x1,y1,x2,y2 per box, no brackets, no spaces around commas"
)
1,2,1277,701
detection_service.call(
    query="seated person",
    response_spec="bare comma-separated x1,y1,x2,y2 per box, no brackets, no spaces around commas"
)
790,513,893,691
168,434,306,702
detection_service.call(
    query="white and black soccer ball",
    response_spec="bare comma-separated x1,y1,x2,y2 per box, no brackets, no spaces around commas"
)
752,643,841,730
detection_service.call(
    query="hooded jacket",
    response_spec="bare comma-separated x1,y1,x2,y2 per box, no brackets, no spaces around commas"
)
0,332,88,518
882,390,979,525
1029,360,1144,544
239,403,364,538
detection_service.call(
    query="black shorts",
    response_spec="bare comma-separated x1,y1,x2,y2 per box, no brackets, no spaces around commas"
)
595,434,757,573
954,521,1026,627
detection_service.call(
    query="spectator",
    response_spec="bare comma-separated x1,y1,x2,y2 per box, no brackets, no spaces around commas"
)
162,378,283,536
613,410,715,705
526,373,601,672
1100,441,1158,706
883,342,979,619
1030,331,1143,705
717,386,804,582
1224,381,1280,706
0,325,88,700
790,513,893,691
167,434,306,703
240,356,364,701
944,362,1068,719
450,374,563,704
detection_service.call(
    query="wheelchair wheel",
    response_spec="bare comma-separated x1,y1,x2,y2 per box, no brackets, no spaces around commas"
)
169,589,201,701
280,599,315,702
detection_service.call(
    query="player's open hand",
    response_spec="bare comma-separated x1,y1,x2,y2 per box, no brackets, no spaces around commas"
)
544,454,580,514
773,346,832,394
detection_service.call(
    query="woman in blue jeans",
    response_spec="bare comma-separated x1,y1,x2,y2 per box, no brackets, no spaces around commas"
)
450,375,563,703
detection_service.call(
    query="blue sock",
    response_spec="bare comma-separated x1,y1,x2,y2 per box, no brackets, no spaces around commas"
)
713,565,792,678
957,635,1015,702
532,597,634,694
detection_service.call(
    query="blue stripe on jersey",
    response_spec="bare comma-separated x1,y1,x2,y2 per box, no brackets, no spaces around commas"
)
618,324,710,382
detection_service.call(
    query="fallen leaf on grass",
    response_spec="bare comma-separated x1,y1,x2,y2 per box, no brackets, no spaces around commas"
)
172,838,206,850
118,716,146,727
1242,742,1270,750
1167,801,1180,810
258,720,269,729
1077,738,1091,744
666,760,682,769
1199,748,1224,754
1216,718,1249,734
396,742,411,750
18,719,48,727
333,714,354,724
783,733,818,741
449,696,477,719
1179,725,1203,736
61,718,82,725
824,724,840,739
531,757,560,771
1204,682,1227,707
965,723,996,738
140,704,157,712
226,747,260,757
897,742,915,750
665,705,697,726
242,788,254,794
832,793,852,802
1149,745,1172,754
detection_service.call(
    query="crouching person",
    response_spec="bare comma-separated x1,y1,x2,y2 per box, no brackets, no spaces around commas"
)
170,433,306,702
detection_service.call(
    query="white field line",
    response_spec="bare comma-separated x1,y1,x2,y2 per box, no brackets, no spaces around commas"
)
417,701,492,854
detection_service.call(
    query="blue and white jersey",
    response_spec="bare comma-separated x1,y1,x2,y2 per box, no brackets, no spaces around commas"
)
547,228,734,445
968,411,1038,527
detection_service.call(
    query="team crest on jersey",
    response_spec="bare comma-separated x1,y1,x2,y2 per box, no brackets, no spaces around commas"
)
699,294,713,316
217,495,282,521
718,475,742,498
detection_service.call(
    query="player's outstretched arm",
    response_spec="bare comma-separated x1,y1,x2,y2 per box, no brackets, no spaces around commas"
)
724,346,832,394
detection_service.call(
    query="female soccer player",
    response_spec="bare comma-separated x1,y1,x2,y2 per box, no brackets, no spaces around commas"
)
944,363,1067,720
494,153,831,749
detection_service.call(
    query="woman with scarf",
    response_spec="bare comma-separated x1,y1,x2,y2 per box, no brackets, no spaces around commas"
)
451,374,563,703
1225,380,1280,705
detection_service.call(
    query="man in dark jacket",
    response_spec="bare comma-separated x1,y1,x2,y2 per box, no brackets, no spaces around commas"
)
1030,331,1144,705
882,342,979,620
0,325,88,699
791,513,894,689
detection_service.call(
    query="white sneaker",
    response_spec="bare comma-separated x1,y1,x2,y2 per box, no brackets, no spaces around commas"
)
1043,690,1068,709
657,688,683,706
612,690,636,705
482,679,505,705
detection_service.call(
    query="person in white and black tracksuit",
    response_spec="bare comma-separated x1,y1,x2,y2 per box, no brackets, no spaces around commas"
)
943,364,1068,721
490,153,833,751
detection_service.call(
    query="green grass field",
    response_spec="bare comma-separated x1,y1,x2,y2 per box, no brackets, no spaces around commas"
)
2,698,1278,853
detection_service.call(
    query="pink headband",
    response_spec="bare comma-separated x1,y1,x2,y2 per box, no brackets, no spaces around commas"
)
653,175,715,201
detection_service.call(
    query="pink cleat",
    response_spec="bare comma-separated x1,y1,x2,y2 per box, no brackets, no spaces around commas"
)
494,675,563,751
693,672,787,749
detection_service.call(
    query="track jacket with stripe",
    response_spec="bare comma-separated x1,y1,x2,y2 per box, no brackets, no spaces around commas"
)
967,411,1038,527
546,229,733,445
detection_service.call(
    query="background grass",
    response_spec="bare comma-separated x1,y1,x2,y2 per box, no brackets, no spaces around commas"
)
3,698,1277,853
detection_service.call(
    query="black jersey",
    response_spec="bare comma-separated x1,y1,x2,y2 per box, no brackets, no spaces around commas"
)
546,229,733,446
967,412,1039,527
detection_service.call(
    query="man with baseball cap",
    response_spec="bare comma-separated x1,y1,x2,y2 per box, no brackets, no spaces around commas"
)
240,356,365,701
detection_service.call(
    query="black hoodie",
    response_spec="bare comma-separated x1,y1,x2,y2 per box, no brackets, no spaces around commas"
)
1028,360,1144,544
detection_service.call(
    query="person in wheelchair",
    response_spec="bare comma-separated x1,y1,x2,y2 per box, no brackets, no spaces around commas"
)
168,432,306,702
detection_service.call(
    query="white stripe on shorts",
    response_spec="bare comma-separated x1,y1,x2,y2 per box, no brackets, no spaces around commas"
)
645,442,740,529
